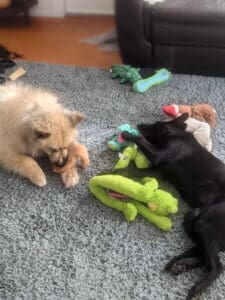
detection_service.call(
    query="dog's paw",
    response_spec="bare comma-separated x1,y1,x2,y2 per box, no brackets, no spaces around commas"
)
30,171,47,187
76,144,89,169
168,261,188,275
165,259,190,275
79,154,89,169
187,286,201,300
61,168,79,188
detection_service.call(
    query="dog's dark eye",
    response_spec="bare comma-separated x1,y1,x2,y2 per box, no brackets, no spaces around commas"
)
49,148,58,153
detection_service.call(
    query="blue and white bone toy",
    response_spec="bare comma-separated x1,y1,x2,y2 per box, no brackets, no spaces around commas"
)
133,68,170,93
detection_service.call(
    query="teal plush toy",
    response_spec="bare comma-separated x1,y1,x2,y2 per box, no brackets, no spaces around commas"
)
107,124,140,152
133,68,170,93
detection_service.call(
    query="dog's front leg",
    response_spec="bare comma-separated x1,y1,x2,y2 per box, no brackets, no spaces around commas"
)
1,153,46,187
61,167,80,188
121,131,160,165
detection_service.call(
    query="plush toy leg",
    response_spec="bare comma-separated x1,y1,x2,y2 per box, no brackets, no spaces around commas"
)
135,152,149,168
111,73,119,79
89,183,137,221
120,78,127,84
108,140,121,151
131,200,172,231
114,146,138,169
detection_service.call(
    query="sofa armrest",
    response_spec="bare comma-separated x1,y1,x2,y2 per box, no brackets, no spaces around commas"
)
115,0,152,67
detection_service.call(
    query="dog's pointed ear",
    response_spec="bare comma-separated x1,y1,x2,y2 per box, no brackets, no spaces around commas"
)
66,111,85,127
137,124,150,136
172,113,189,127
34,128,51,139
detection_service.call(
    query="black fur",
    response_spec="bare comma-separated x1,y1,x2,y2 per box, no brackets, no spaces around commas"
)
122,113,225,299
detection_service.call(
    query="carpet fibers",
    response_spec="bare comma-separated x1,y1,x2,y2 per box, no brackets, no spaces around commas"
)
1,62,225,300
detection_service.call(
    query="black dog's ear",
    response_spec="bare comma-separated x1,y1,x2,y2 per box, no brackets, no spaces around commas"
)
172,113,189,128
175,113,189,123
137,124,150,135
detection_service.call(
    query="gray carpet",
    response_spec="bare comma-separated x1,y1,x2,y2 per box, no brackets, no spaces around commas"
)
1,62,225,300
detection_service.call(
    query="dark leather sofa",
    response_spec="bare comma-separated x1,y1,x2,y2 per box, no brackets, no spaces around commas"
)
115,0,225,76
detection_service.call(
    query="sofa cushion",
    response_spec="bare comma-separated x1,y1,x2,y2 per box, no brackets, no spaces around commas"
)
151,0,225,24
148,0,225,47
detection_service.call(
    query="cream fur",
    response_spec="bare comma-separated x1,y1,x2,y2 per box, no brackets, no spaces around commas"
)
185,117,212,152
0,83,85,187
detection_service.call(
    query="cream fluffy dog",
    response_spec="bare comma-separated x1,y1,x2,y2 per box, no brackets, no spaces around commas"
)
0,83,89,187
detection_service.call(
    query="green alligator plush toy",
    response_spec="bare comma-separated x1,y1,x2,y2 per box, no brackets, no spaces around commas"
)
89,175,178,231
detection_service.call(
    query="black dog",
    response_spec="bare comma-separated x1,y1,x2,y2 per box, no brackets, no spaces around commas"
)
122,113,225,299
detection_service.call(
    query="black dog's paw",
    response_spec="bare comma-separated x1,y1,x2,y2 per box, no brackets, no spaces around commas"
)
165,260,187,275
186,286,201,300
121,131,139,143
165,258,196,275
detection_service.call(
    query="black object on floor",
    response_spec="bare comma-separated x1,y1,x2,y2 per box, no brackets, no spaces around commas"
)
0,44,21,83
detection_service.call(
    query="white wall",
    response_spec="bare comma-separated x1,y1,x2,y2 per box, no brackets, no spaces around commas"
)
30,0,114,17
30,0,65,17
65,0,114,15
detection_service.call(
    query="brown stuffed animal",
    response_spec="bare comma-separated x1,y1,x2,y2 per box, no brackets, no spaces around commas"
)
53,141,89,174
163,103,216,128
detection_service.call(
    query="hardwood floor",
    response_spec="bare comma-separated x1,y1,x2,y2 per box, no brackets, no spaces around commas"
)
0,16,121,68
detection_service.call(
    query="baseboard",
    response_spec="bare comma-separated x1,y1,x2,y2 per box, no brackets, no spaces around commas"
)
30,0,65,17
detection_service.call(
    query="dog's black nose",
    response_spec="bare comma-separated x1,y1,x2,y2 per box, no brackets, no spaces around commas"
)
54,157,68,168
